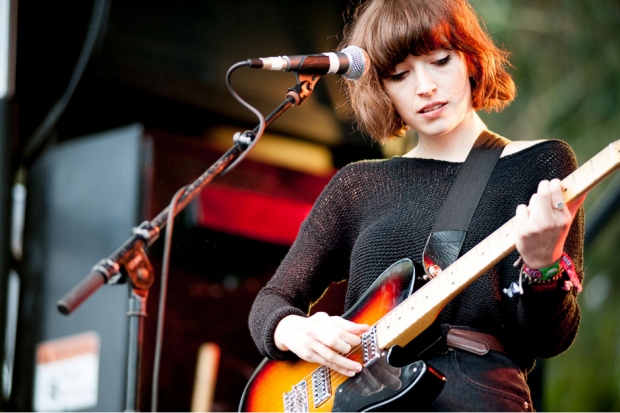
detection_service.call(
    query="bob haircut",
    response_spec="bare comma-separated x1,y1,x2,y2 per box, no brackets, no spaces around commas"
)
339,0,517,144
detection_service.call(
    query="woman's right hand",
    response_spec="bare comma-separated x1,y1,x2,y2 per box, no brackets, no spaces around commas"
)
274,312,369,377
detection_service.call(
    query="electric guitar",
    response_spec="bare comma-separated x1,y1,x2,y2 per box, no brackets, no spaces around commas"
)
239,141,620,412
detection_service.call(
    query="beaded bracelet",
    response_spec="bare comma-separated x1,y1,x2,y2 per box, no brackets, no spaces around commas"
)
523,269,564,292
525,253,582,293
505,253,582,297
524,270,563,285
523,259,562,282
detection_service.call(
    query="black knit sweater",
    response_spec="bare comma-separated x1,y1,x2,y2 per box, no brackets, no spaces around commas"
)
249,137,584,372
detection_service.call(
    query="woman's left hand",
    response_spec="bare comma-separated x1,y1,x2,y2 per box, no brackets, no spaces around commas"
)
515,179,586,269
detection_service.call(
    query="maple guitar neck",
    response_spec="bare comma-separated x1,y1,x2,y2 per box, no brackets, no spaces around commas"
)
376,141,620,350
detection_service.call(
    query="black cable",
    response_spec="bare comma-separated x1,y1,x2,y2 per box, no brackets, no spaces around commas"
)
151,186,186,412
21,0,111,164
222,61,266,174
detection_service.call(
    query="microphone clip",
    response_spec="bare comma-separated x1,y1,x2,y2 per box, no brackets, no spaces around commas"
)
286,73,322,106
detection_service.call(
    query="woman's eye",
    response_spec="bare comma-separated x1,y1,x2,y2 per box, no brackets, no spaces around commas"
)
388,72,407,82
434,55,452,66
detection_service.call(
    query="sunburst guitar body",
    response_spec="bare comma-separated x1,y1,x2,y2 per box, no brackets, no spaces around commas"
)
239,259,446,412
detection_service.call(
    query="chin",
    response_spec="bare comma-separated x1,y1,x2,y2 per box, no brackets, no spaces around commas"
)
419,124,455,138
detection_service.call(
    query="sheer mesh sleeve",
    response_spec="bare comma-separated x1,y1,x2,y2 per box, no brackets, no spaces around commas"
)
248,164,359,360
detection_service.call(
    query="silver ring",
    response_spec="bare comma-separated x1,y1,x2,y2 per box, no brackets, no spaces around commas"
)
553,201,565,210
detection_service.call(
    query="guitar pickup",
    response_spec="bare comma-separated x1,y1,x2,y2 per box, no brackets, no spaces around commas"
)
361,326,380,365
311,365,332,408
283,380,308,412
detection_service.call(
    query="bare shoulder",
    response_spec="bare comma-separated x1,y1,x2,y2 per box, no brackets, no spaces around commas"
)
501,139,548,157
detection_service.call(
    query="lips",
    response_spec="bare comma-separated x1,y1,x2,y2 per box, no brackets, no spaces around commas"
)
419,102,447,114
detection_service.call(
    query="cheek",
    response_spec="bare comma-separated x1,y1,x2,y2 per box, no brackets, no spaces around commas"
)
450,71,471,101
383,85,407,112
382,82,398,101
454,65,471,96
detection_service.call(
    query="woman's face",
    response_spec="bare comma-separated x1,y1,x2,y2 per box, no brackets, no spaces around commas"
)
381,48,473,141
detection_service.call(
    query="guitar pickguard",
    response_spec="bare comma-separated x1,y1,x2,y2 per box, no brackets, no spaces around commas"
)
332,357,444,412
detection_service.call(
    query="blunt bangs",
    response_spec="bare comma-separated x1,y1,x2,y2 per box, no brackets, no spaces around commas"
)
359,0,457,78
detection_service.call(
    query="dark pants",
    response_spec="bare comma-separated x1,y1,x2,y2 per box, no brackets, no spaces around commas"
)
424,348,534,412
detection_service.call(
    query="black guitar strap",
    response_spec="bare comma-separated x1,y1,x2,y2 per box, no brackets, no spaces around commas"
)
422,130,509,277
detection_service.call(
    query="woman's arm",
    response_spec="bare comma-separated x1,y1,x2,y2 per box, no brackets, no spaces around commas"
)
513,140,585,357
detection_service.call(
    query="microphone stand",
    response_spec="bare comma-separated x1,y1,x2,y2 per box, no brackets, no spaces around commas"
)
56,73,322,412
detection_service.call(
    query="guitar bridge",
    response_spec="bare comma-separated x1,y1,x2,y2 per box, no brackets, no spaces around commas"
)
361,325,380,365
283,380,308,412
311,365,331,408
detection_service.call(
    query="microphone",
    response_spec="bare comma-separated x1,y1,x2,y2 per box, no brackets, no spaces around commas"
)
246,45,368,81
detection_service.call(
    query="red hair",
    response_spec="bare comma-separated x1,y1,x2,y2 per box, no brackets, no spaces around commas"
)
340,0,516,143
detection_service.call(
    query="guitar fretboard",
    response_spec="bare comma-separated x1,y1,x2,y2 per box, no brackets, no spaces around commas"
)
376,141,620,350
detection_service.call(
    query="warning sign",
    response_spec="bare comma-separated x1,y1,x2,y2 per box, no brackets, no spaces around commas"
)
33,331,100,412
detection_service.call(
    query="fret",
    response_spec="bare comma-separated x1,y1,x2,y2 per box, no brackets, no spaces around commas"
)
477,235,490,263
376,318,388,345
461,250,473,275
588,157,598,182
459,253,473,279
445,260,459,283
386,305,401,332
570,160,590,195
564,142,620,201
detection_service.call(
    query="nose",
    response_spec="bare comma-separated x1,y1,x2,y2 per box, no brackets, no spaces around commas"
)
416,69,437,96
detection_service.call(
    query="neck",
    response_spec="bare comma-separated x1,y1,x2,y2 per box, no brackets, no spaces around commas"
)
406,112,487,162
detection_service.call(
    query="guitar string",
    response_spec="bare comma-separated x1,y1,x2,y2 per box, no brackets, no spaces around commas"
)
280,289,428,405
269,294,433,408
269,335,368,408
281,324,395,409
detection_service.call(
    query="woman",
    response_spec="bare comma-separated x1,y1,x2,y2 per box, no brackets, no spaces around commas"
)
248,0,585,410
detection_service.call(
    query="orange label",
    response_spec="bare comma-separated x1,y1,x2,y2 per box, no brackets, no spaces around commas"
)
36,331,99,364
